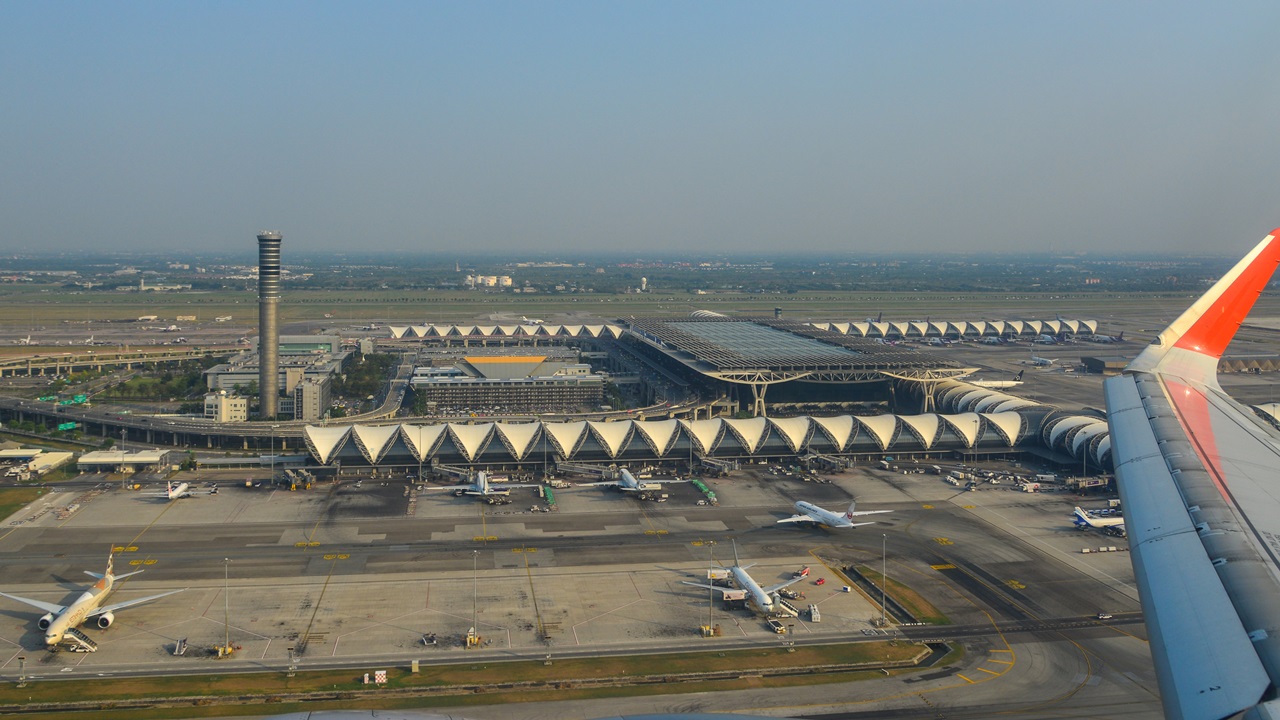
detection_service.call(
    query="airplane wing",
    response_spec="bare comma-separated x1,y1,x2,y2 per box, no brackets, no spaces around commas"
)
775,514,812,524
830,521,879,529
0,591,66,615
90,588,185,617
1103,228,1280,720
847,510,892,517
680,581,734,598
762,576,804,594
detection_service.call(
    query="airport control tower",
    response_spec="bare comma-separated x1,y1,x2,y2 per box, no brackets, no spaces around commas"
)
256,231,283,418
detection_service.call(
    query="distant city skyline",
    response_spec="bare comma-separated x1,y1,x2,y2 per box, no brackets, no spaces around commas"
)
2,2,1279,257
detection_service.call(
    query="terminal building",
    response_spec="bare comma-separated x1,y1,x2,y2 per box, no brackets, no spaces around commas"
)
411,350,604,415
204,334,347,421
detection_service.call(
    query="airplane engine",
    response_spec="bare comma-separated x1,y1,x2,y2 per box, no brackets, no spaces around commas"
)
96,612,115,629
38,613,54,630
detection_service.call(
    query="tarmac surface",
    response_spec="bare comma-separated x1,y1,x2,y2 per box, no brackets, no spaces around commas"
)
0,459,1160,719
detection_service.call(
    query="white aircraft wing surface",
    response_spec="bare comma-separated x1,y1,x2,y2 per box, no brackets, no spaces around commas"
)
90,588,185,617
0,591,66,615
762,576,804,594
1103,228,1280,720
775,514,813,524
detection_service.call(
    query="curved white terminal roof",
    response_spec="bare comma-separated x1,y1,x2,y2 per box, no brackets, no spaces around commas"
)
495,422,541,460
389,326,410,339
857,415,899,450
543,421,588,458
632,419,680,456
981,412,1023,445
769,417,813,453
352,424,401,464
401,424,447,462
1070,421,1109,456
305,426,351,465
943,413,983,447
1048,415,1096,448
1255,403,1280,423
723,417,770,453
680,419,724,454
899,414,941,448
588,420,634,458
812,415,855,450
802,316,1098,339
448,423,495,462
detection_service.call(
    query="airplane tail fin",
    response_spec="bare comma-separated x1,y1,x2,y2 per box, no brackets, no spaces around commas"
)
1130,229,1280,378
732,538,740,567
106,551,114,579
1116,331,1124,342
1014,369,1024,381
1073,507,1092,526
846,501,858,520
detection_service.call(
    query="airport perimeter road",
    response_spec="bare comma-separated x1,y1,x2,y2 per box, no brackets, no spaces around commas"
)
0,467,1160,719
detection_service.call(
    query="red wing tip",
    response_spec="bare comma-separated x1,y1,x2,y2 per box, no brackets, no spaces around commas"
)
1270,228,1280,238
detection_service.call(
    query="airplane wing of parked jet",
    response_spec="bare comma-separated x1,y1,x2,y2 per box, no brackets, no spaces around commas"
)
91,589,185,617
1103,228,1280,720
0,592,65,615
1,585,186,618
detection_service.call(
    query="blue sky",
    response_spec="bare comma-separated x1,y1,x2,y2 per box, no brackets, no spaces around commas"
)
3,2,1279,256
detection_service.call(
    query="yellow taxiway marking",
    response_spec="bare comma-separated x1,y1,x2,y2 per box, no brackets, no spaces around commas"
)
473,535,498,542
956,674,976,684
988,658,1014,665
931,563,956,570
1005,580,1026,590
143,559,157,565
921,504,934,509
294,541,308,548
128,559,143,566
933,537,953,545
991,648,1012,653
976,667,1000,675
961,505,976,509
512,547,539,553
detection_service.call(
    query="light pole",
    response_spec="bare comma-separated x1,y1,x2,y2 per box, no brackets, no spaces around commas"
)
881,533,888,627
468,549,479,648
221,557,231,656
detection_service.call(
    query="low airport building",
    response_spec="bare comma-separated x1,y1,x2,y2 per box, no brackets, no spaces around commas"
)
77,449,177,473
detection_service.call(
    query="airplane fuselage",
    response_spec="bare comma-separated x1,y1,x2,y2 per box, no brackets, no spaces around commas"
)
45,578,110,648
793,501,844,527
729,566,778,613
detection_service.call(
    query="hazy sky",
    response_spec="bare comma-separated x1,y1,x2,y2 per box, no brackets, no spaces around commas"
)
3,2,1280,257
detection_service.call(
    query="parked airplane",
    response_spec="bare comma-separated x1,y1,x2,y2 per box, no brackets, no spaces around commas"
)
588,468,682,492
520,316,545,325
777,500,891,529
681,541,804,614
214,315,232,322
1029,355,1056,366
1072,507,1125,536
14,335,31,346
0,551,184,651
1088,331,1125,343
979,336,1004,346
1102,228,1280,720
145,481,194,500
970,370,1025,389
439,471,537,497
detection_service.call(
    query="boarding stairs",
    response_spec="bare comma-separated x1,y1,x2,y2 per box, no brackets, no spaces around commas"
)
63,627,98,652
775,599,801,618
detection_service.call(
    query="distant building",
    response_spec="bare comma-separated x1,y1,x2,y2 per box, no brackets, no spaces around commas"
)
292,377,332,422
410,353,603,414
204,390,248,423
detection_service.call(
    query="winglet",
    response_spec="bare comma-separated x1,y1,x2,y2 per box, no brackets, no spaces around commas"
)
1159,230,1280,356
